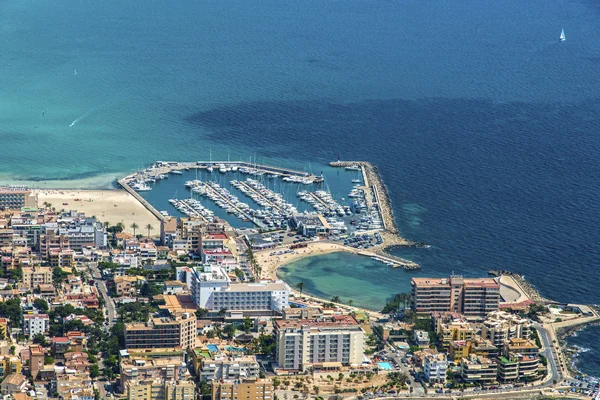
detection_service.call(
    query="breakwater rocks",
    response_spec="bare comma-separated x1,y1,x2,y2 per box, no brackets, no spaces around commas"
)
330,161,421,270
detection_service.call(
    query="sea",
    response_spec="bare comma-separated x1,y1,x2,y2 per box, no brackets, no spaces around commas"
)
1,0,599,376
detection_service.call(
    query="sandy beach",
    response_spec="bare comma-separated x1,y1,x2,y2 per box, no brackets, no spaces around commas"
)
257,241,356,280
35,189,160,234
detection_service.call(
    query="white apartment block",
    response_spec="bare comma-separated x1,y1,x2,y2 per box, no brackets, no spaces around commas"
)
482,311,531,347
23,314,50,337
423,353,448,384
274,316,365,371
200,355,260,382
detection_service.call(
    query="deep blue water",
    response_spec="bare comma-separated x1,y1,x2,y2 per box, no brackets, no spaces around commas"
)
2,0,599,375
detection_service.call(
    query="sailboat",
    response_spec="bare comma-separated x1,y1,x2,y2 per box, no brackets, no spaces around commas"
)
207,150,214,173
559,28,566,42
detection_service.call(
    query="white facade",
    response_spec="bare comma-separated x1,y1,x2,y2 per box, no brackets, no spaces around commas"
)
275,317,365,371
23,314,50,337
188,265,289,312
200,356,260,382
423,353,448,384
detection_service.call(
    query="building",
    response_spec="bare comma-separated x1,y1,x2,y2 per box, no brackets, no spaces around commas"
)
124,313,196,350
460,355,498,383
0,373,27,395
21,266,52,289
120,353,188,393
0,187,36,209
185,265,289,314
211,379,273,400
289,214,330,237
497,338,539,382
114,275,144,297
23,314,50,337
200,355,260,382
411,275,500,319
413,330,430,348
29,345,45,380
163,281,186,295
0,355,22,380
126,378,195,400
423,353,448,384
435,314,476,349
274,315,365,371
481,311,531,348
57,217,107,250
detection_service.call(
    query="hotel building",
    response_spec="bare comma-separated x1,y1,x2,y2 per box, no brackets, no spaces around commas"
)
274,315,365,371
0,187,37,209
124,313,196,350
211,379,273,400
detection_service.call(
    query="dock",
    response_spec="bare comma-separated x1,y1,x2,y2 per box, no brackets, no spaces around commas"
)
117,178,164,222
199,182,267,230
236,181,283,212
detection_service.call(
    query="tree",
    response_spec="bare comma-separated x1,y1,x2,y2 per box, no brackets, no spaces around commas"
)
347,299,353,307
145,223,154,239
140,282,161,297
90,364,100,379
218,308,227,317
130,223,139,236
33,298,49,313
53,267,69,284
44,356,55,365
243,316,253,333
331,295,340,303
33,334,48,346
195,308,209,319
223,324,236,339
296,282,305,296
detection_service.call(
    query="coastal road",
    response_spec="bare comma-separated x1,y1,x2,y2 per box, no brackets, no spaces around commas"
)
534,322,562,384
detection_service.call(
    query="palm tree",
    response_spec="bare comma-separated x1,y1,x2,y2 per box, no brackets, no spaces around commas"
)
296,282,305,296
347,299,353,307
130,223,139,236
145,224,154,239
331,295,341,303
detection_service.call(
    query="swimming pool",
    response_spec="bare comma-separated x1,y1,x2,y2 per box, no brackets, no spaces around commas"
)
225,346,246,352
207,344,219,353
377,362,393,370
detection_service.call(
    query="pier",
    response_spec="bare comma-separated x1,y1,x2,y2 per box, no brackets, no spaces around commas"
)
199,182,267,230
236,181,283,212
117,178,164,222
125,161,324,184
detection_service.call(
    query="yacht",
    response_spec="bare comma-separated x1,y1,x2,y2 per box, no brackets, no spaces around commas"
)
133,183,152,191
345,164,361,171
559,28,566,42
170,170,183,175
207,165,214,173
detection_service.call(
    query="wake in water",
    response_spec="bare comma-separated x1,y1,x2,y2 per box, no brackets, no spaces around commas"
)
69,107,98,128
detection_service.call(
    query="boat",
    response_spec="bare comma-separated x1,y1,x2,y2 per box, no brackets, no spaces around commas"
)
559,28,566,42
345,164,361,171
132,183,152,191
170,170,183,175
207,165,214,173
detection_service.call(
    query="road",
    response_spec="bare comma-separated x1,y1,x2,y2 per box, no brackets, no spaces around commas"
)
88,262,117,329
533,322,562,385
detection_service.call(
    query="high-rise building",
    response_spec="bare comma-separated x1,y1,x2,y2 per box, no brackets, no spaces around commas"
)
481,311,531,347
411,276,500,319
423,353,448,384
124,313,196,350
274,315,364,371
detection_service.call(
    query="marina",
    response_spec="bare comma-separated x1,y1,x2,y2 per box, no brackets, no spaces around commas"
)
118,159,420,269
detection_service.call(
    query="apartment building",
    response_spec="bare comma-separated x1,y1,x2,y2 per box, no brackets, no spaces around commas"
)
185,265,289,314
124,313,196,350
274,315,365,371
481,311,531,347
200,355,260,382
411,275,500,319
460,355,498,383
48,248,74,268
21,266,52,289
126,379,195,400
120,355,188,393
23,314,50,337
423,353,448,384
436,318,475,349
211,379,273,400
0,187,37,209
0,355,22,380
114,276,143,297
57,217,107,250
497,338,539,382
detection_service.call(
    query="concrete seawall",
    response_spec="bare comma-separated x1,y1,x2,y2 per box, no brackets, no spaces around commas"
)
117,179,164,222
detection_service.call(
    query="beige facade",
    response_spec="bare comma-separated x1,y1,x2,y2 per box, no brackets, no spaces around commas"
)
21,266,52,289
211,379,273,400
125,313,196,350
482,311,531,347
126,379,195,400
274,316,364,371
114,275,142,297
411,276,500,319
0,188,37,209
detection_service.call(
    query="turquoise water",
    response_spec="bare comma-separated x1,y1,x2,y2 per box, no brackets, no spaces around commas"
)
3,0,600,376
206,344,219,353
377,362,394,371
